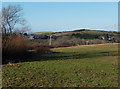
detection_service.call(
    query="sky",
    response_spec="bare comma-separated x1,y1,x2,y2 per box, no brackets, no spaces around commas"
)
2,2,118,32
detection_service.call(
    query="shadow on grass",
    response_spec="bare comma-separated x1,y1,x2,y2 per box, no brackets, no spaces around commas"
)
2,49,118,64
24,50,118,61
39,51,118,61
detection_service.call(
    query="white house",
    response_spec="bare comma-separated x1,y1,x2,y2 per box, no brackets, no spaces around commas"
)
27,35,34,40
101,36,105,40
108,37,113,41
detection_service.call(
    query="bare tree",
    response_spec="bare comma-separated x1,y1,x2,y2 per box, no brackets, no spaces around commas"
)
1,5,23,35
20,19,31,34
13,19,31,34
1,5,31,51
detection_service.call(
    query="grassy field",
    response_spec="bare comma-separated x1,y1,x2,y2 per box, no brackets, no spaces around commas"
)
28,30,118,37
2,43,118,87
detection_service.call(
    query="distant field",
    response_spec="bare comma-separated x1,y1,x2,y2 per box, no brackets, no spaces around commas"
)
28,32,52,35
28,30,118,36
2,43,118,87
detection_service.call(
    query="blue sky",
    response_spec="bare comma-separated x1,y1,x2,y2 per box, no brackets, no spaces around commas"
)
2,2,118,32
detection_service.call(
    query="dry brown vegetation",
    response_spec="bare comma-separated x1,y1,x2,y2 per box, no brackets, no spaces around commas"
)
2,35,51,63
2,35,27,61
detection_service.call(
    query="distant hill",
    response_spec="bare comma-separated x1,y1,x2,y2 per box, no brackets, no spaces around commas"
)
26,29,119,47
28,29,119,39
28,29,119,35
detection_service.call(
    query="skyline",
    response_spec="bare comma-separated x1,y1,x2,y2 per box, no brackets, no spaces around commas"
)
2,2,118,32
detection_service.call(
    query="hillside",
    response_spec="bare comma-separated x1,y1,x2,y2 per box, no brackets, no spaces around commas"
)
27,29,119,47
28,29,118,36
2,43,118,87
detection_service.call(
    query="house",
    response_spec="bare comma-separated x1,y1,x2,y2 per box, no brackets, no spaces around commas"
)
99,36,105,40
101,36,105,40
26,35,34,40
108,36,113,41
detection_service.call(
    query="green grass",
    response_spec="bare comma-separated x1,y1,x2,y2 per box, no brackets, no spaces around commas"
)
28,32,52,35
50,30,116,36
2,43,118,87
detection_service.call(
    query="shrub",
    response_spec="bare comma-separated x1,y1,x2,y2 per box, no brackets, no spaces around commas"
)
33,46,51,53
27,41,51,53
2,35,28,62
2,35,52,63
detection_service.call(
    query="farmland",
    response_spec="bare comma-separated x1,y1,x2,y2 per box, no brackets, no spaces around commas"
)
2,2,119,88
28,30,119,47
2,43,118,87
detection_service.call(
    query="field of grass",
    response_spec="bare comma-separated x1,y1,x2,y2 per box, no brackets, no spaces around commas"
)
2,43,118,87
28,30,114,36
32,30,117,37
28,32,52,35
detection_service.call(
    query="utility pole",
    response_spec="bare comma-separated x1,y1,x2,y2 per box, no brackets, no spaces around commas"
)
49,35,52,46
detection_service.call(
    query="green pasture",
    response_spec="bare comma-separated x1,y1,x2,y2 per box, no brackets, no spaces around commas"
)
2,43,118,87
